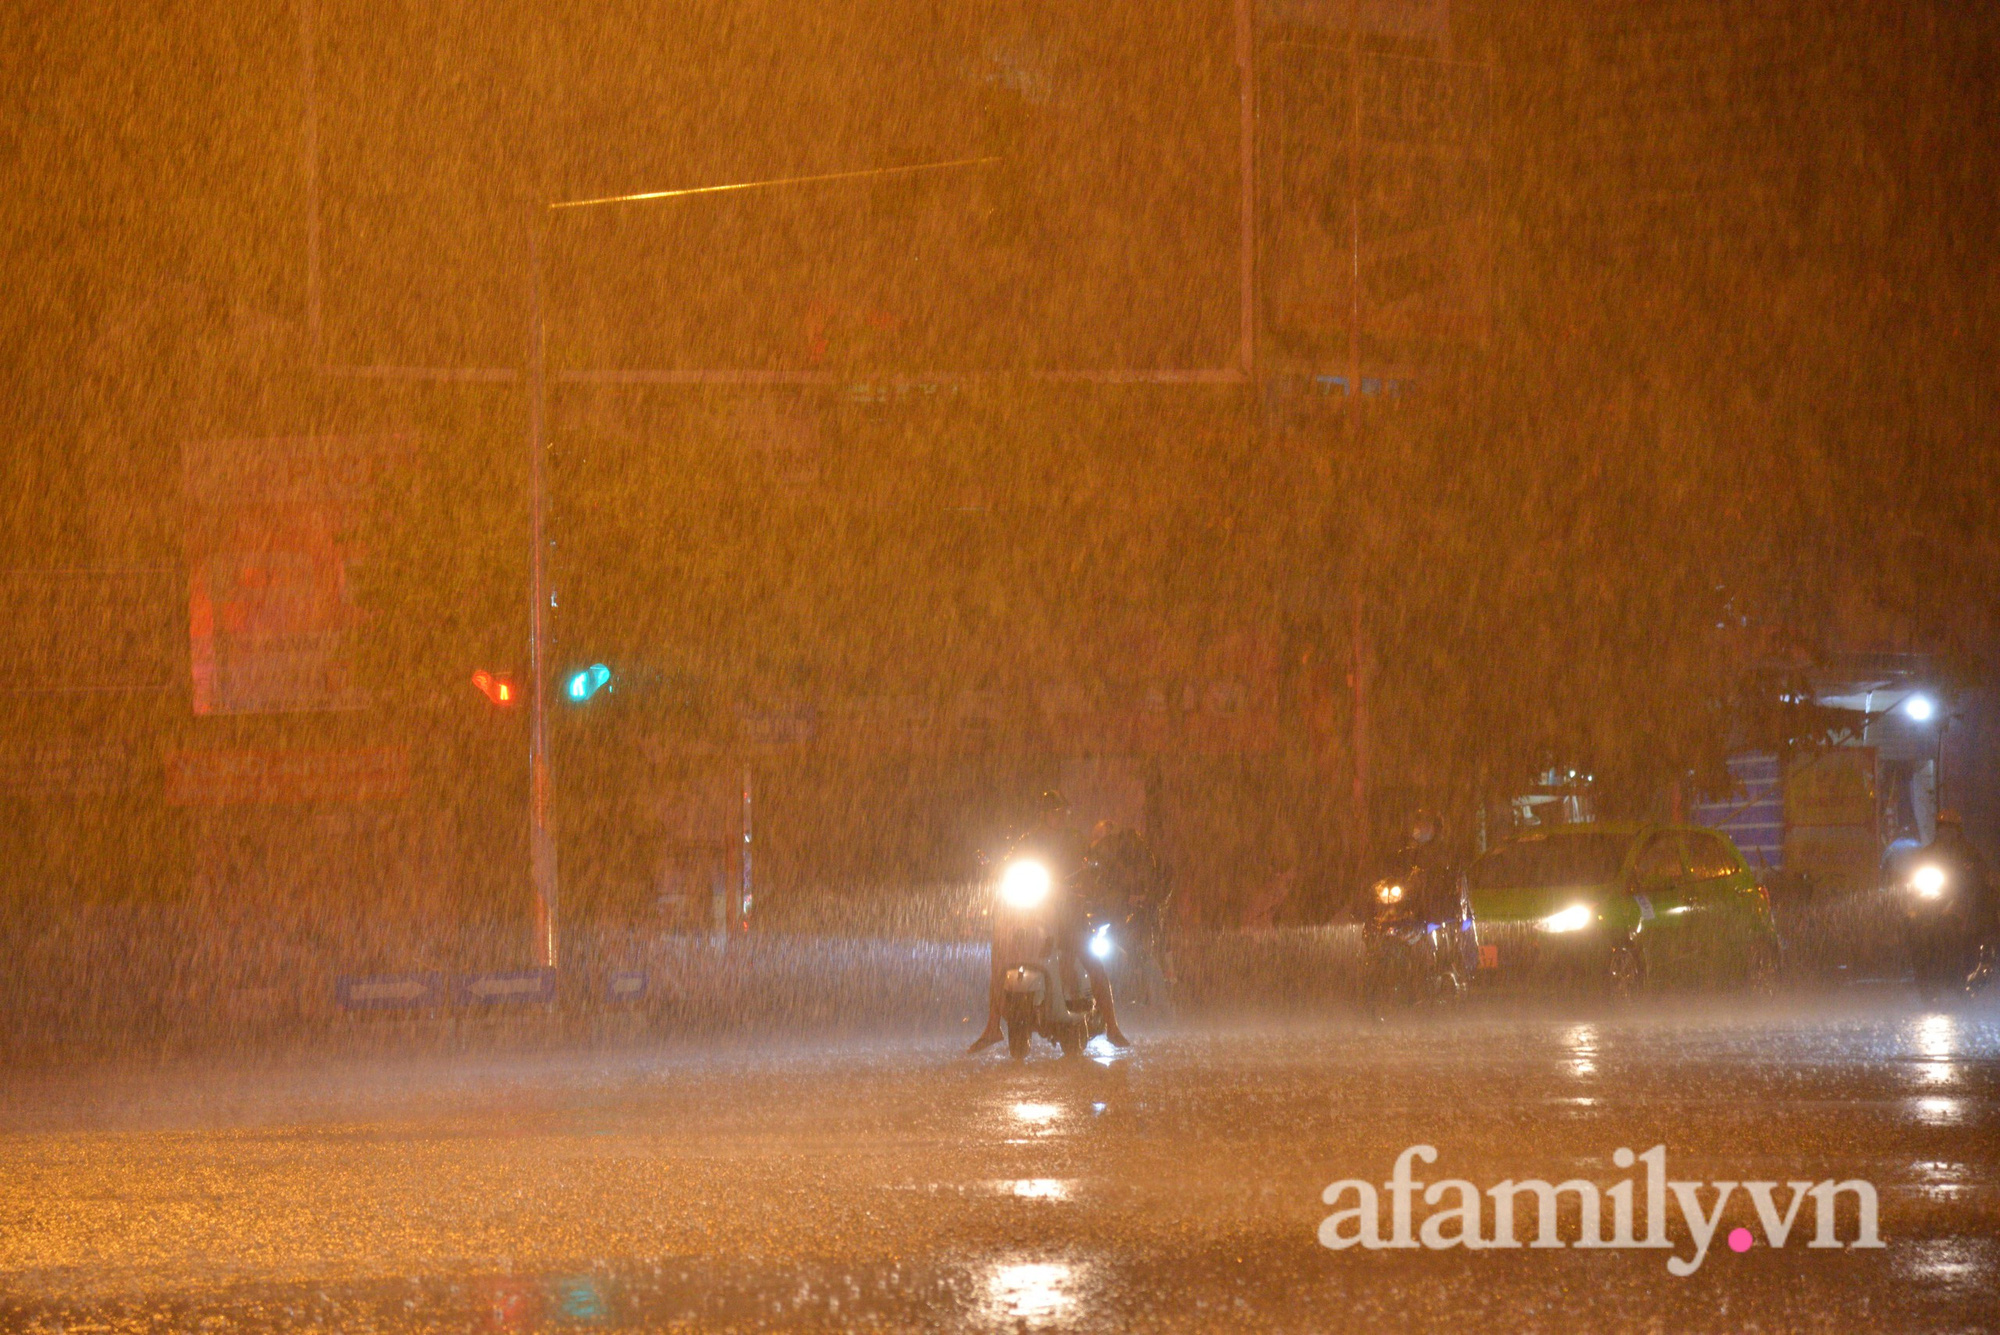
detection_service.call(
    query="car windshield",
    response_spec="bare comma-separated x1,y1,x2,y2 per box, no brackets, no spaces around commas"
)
1469,833,1634,891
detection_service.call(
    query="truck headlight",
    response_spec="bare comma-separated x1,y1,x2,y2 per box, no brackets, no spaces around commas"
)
1000,859,1052,909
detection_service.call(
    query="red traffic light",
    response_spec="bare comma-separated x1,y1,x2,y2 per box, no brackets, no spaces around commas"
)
472,670,519,706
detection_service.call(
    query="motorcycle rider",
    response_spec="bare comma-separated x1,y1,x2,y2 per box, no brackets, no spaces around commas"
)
1387,807,1473,976
1396,808,1462,926
1907,809,1998,962
1088,819,1173,1000
969,790,1131,1051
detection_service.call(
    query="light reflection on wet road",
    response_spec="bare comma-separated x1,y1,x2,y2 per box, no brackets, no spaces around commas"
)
1,999,1995,1331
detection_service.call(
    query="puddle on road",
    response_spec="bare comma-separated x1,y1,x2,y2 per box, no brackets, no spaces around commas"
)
2,1262,1011,1332
8,1235,1998,1333
984,1259,1087,1326
1910,1095,1966,1126
1002,1177,1073,1200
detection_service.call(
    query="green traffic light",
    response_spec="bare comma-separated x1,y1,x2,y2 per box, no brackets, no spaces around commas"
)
566,663,611,702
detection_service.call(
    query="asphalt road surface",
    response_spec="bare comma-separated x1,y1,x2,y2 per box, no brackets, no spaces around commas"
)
2,996,1995,1332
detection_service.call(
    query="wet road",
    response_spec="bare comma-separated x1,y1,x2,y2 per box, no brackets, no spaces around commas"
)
2,998,1996,1332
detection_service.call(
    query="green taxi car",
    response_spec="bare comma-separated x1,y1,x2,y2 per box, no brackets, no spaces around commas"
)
1466,823,1781,994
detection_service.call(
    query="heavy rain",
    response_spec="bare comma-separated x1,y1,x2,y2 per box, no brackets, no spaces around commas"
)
2,1,1997,1330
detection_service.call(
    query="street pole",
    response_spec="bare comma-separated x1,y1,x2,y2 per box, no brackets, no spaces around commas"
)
1347,0,1362,401
1236,0,1256,378
1346,0,1370,875
527,201,559,970
740,765,753,927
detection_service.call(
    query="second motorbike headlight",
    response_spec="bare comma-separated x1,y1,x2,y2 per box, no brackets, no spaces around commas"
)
1911,863,1947,899
1374,880,1405,905
1000,859,1053,909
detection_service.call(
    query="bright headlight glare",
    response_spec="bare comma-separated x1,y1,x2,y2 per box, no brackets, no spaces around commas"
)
1000,859,1052,909
1374,880,1405,905
1911,864,1947,899
1089,923,1113,959
1541,903,1594,933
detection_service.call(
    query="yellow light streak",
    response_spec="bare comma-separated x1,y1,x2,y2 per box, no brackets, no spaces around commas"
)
550,156,999,210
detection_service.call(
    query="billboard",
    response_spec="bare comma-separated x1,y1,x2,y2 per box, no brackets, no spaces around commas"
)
183,435,411,715
1262,40,1490,375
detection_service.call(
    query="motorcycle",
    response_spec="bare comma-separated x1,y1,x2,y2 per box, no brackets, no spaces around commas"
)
1360,862,1472,1018
1075,856,1173,1009
1900,859,1996,1004
1084,908,1172,1008
991,852,1103,1059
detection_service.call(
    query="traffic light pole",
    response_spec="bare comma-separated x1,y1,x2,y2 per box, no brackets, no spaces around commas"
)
527,203,559,971
521,159,996,971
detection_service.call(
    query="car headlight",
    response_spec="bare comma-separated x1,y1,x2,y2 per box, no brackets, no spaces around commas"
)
1374,880,1405,905
1911,864,1947,899
1540,903,1594,933
1089,923,1114,959
1000,859,1052,909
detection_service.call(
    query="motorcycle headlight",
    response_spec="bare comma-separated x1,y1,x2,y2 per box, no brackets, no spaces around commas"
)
1911,864,1947,900
1540,903,1594,934
1000,859,1052,909
1089,923,1114,959
1374,880,1405,905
